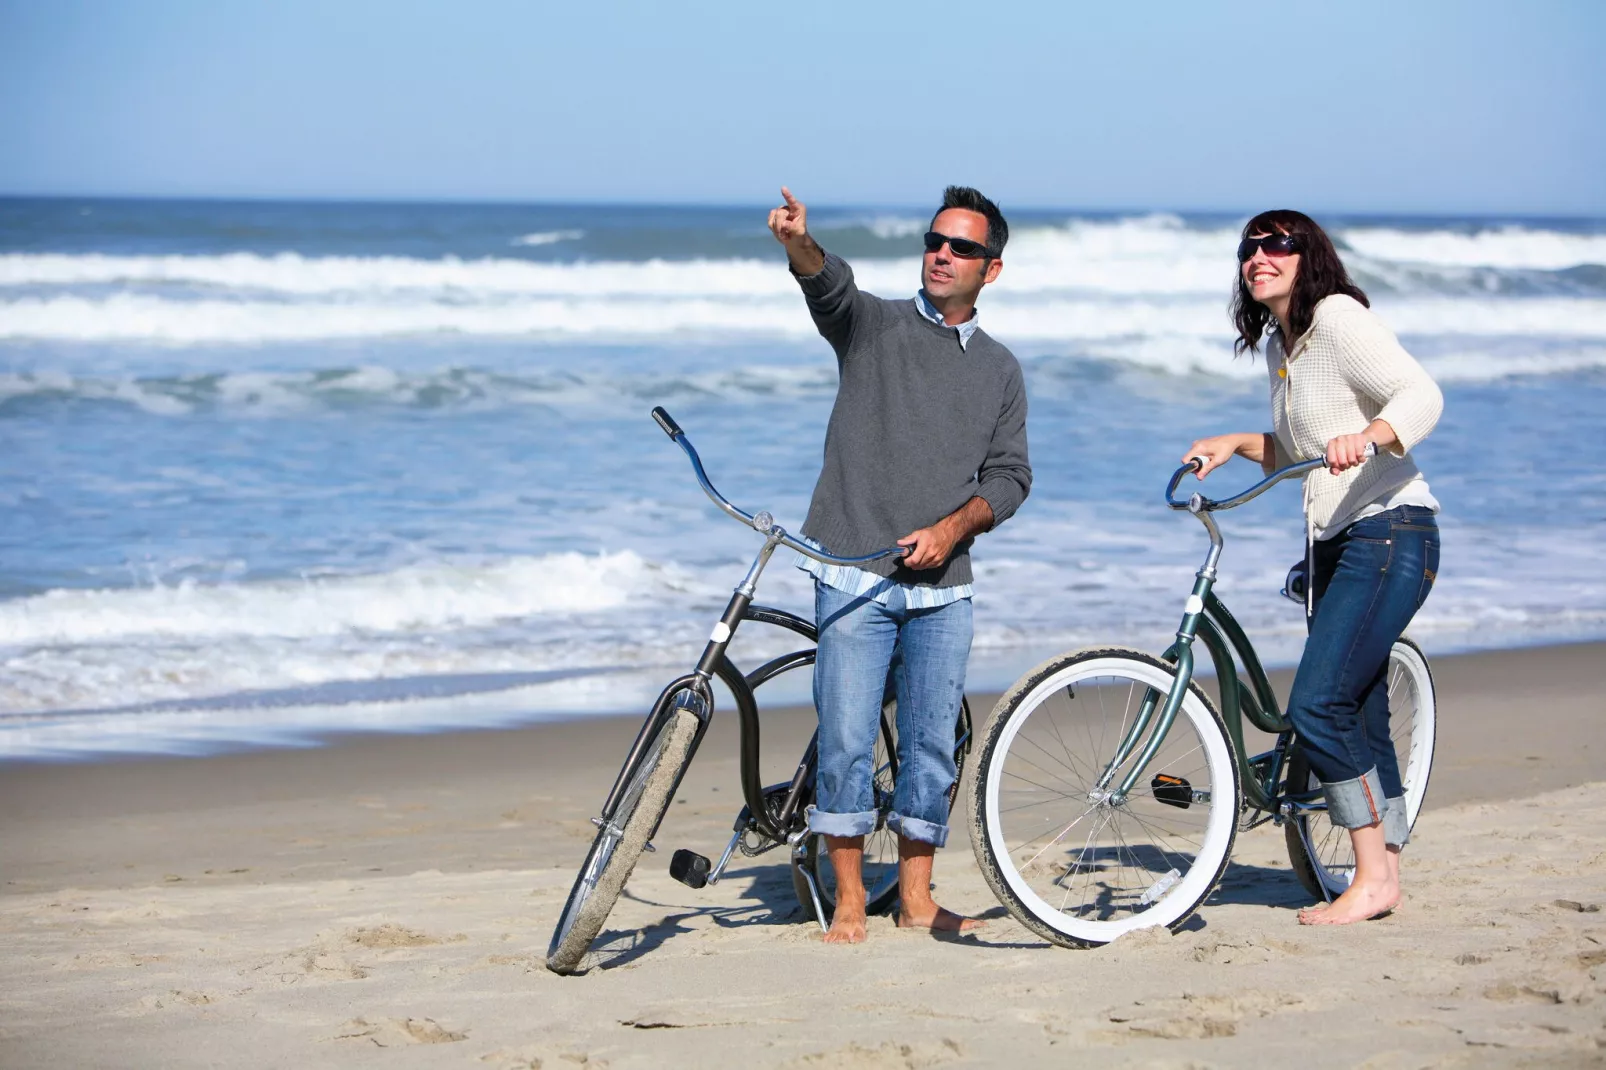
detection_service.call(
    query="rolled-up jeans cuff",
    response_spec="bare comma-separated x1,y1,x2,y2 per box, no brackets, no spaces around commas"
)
805,804,877,839
887,811,948,848
1383,795,1410,848
1320,767,1386,830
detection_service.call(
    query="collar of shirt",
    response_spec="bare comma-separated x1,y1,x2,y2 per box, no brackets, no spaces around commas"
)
915,289,979,350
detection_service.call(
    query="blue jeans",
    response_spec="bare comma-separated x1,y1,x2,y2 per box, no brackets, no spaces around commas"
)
1287,505,1440,845
808,580,973,847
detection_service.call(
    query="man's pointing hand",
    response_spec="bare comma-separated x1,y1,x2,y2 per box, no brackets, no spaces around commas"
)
768,186,808,245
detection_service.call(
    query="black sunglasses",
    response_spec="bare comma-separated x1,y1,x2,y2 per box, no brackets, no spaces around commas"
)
1237,233,1299,261
923,230,994,259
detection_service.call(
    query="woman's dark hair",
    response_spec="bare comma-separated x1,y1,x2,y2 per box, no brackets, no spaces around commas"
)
1232,209,1368,354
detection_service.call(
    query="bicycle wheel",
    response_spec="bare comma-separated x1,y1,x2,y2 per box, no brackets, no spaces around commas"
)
1285,637,1437,899
791,697,972,920
968,648,1239,948
546,704,700,974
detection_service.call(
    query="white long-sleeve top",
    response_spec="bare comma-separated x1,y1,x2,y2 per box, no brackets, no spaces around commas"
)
1266,294,1444,538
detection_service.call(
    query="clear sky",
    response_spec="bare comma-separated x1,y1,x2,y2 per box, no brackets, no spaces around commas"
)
1,0,1602,215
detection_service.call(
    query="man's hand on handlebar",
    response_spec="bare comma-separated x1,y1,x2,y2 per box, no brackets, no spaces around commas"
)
897,496,995,571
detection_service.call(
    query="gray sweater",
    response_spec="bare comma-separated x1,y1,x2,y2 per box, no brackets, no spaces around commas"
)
796,252,1032,587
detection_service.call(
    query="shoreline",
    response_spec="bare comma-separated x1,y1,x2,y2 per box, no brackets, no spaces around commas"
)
4,636,1603,768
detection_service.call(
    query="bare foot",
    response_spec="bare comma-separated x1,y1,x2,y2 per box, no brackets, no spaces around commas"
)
824,897,867,944
1298,878,1400,926
897,899,983,933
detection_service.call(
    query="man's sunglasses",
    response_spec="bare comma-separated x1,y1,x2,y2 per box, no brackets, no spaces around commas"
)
1237,233,1299,261
924,230,994,259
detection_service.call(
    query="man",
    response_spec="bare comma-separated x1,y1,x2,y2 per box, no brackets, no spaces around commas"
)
768,185,1031,943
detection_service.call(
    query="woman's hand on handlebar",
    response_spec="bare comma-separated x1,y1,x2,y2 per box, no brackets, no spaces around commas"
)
1181,432,1266,480
1326,420,1397,475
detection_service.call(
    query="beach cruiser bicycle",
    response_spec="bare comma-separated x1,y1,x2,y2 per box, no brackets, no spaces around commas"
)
967,449,1436,946
547,408,971,974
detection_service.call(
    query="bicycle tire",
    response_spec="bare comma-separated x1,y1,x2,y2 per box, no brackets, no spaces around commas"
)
968,648,1239,948
1285,637,1437,899
791,696,972,920
546,705,700,974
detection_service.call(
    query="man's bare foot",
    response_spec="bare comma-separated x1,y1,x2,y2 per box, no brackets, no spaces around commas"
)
897,899,983,933
824,896,867,944
1298,878,1400,926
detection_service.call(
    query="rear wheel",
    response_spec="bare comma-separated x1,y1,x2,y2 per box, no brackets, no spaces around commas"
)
968,648,1239,947
791,696,972,921
1285,638,1436,899
546,704,700,974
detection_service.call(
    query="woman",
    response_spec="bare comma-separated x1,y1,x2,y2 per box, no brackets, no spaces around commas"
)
1184,210,1443,926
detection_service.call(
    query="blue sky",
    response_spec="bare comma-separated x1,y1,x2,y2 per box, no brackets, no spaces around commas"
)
1,0,1602,214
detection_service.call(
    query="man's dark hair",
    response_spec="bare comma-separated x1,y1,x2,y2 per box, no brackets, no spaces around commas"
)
933,186,1008,258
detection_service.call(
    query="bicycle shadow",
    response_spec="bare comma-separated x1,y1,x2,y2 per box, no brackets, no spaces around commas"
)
581,856,1309,969
584,859,812,971
1206,858,1316,910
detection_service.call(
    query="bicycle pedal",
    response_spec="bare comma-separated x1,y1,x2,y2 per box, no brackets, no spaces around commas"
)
669,849,711,889
1151,774,1194,809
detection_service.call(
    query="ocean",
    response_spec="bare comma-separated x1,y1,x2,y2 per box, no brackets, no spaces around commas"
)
2,198,1603,758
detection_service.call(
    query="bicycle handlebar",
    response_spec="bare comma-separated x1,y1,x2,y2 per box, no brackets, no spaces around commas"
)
651,406,908,566
1165,442,1377,513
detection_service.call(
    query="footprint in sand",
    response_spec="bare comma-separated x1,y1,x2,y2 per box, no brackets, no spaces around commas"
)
1100,990,1306,1042
479,1046,606,1068
333,1016,466,1046
781,1039,963,1069
251,940,369,985
345,923,464,948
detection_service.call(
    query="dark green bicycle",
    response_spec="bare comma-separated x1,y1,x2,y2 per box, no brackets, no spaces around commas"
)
967,452,1437,946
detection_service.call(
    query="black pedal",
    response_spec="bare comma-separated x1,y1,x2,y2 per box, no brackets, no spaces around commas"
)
1151,774,1193,809
669,849,710,889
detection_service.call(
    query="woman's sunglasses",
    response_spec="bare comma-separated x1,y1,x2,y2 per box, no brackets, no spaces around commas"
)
924,231,994,259
1238,233,1299,261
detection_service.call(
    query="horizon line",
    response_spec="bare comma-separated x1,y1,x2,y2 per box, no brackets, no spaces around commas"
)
2,190,1604,225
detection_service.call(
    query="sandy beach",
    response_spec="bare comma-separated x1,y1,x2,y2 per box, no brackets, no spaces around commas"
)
3,641,1603,1069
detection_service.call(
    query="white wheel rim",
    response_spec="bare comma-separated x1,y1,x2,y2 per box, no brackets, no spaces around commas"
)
983,656,1236,940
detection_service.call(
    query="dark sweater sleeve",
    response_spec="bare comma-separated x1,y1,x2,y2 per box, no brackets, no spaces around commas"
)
976,361,1031,527
792,251,878,363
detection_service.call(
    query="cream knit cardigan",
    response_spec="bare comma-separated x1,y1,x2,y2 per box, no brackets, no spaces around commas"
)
1266,294,1444,534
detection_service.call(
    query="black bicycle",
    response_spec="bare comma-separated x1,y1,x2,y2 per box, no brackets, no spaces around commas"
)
546,408,972,974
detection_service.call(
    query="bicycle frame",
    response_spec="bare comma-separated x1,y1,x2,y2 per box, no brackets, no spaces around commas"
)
598,408,910,848
1094,452,1357,813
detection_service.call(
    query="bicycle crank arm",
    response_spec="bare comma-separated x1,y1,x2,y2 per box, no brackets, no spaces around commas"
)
705,829,743,886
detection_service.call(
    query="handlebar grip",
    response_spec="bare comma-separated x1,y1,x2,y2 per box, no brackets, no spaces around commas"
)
651,406,683,438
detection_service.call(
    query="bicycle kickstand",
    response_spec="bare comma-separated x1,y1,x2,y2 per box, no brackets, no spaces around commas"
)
790,834,830,935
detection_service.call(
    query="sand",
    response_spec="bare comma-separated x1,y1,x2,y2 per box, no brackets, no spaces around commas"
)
2,641,1604,1068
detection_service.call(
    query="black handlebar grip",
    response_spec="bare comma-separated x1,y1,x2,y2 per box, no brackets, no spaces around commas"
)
651,406,683,438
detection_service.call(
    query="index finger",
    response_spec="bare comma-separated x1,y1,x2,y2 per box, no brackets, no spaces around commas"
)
780,186,799,208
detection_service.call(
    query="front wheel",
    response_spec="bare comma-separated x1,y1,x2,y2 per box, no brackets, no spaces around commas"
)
1285,637,1437,899
546,704,700,974
968,648,1240,947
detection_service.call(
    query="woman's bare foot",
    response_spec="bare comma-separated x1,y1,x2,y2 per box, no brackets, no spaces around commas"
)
1298,877,1400,925
824,895,868,943
896,900,982,932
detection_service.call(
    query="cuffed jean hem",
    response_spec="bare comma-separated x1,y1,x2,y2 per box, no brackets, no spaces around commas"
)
887,811,948,848
805,804,877,839
1321,767,1387,830
1383,796,1410,848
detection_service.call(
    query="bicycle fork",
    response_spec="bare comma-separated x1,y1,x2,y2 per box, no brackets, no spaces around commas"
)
1096,509,1224,805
